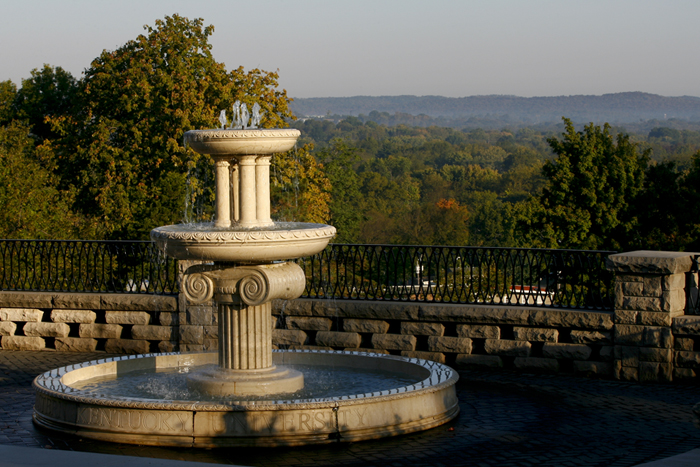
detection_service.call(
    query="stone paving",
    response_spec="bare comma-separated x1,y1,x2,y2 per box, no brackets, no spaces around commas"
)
1,350,699,467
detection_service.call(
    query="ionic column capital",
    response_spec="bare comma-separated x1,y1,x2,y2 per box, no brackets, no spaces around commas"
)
182,262,306,306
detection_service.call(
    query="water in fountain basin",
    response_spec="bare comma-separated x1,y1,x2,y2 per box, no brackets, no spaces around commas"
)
69,364,421,402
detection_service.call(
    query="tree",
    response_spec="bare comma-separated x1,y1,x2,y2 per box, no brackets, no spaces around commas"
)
523,118,649,250
0,80,17,125
630,161,684,250
399,198,470,246
270,143,331,224
51,14,295,239
14,65,79,141
0,122,84,238
677,151,700,251
316,138,363,242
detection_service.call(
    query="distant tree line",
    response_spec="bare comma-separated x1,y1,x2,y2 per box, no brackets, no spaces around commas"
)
291,93,700,128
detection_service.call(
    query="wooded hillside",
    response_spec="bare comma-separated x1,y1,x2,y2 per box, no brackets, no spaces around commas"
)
291,93,700,127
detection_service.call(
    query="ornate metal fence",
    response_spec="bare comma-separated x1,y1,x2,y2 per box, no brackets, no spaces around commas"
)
0,240,178,294
298,244,616,310
0,239,618,310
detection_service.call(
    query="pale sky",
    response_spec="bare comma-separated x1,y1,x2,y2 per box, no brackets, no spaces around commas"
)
2,0,699,99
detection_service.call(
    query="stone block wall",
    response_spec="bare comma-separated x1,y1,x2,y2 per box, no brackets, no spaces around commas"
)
0,292,177,353
672,315,700,379
270,299,615,377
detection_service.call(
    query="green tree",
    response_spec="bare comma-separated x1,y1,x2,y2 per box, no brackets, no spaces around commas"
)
464,191,519,247
677,151,700,251
0,80,17,125
316,138,363,242
630,161,684,250
51,14,294,239
0,122,84,238
14,65,79,141
524,118,649,250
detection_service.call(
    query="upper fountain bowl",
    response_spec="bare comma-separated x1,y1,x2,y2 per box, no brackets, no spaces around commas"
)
151,222,336,262
158,126,335,262
184,128,301,155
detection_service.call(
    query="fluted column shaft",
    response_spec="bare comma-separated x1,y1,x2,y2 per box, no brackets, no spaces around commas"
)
214,158,231,228
230,162,240,222
218,301,272,370
255,156,272,225
237,155,258,227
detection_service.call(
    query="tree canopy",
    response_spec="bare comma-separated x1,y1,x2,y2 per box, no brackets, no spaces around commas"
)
0,122,83,238
523,118,649,250
47,14,299,239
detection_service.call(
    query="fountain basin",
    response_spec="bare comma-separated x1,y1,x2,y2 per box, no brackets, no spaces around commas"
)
150,222,336,262
184,128,301,155
33,350,459,447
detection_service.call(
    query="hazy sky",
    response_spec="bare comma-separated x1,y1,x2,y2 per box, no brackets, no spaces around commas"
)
2,0,699,99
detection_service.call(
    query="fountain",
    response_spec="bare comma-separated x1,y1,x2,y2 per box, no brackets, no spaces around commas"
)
32,103,459,447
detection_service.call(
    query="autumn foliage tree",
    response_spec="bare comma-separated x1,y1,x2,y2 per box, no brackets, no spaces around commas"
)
270,143,331,224
49,14,318,239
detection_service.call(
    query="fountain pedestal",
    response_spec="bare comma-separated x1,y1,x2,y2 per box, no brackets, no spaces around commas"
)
182,261,306,395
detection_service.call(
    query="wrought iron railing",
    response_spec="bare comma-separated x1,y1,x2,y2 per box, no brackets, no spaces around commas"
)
298,244,616,310
0,240,178,294
0,239,618,310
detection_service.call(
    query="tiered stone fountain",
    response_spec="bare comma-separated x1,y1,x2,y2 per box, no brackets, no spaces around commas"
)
153,124,332,396
33,106,459,447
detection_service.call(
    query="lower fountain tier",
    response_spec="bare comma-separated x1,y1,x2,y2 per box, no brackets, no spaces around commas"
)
151,222,336,262
186,365,304,396
33,350,459,447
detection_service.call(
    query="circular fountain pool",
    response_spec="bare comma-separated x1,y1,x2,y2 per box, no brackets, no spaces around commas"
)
33,350,459,447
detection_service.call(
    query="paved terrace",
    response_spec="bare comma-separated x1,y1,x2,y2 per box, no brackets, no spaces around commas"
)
1,351,699,467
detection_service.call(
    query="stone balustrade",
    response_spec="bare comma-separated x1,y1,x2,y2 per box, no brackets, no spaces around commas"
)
2,250,700,384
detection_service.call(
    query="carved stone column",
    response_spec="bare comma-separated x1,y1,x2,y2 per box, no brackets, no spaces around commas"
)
213,157,232,228
236,155,258,227
255,156,273,226
182,261,306,395
230,162,239,223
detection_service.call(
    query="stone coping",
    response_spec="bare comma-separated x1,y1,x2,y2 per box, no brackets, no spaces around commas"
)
607,251,698,275
0,292,177,311
278,298,615,330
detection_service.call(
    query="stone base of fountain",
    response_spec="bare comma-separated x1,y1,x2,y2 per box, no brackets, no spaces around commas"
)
33,350,459,447
186,365,304,396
